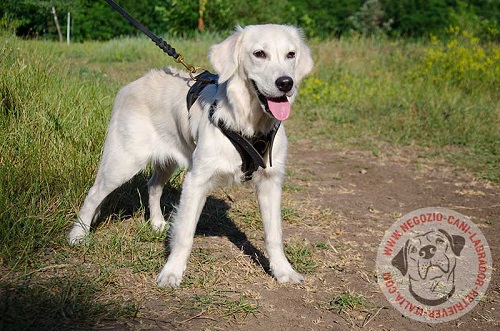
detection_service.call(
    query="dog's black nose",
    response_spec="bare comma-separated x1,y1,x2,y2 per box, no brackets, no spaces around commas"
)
419,245,437,259
276,76,294,93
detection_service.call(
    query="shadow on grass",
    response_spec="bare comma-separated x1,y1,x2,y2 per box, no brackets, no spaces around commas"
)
2,173,270,330
196,197,271,274
0,276,138,331
94,172,271,273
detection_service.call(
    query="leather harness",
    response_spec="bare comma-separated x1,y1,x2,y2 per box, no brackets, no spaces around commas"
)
186,71,281,181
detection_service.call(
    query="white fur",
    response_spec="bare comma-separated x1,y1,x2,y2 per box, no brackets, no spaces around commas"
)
68,24,314,287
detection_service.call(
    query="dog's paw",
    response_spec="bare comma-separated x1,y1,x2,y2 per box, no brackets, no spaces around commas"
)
156,264,184,287
273,267,305,284
150,217,168,233
68,224,88,246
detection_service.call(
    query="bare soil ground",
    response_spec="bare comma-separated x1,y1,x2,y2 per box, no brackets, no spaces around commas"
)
109,141,499,331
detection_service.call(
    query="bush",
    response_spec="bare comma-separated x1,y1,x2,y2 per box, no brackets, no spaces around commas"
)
348,0,393,37
420,27,500,94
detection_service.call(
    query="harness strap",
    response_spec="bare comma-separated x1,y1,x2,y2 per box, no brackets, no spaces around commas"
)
186,71,219,110
186,71,280,181
210,103,281,181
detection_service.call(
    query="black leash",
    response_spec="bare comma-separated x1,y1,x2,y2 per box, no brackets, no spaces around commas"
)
104,0,198,77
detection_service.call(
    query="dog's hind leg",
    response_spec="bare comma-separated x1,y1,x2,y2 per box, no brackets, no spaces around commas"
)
68,145,148,245
148,161,177,232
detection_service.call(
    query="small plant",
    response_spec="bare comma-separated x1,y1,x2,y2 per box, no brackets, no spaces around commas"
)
284,240,318,274
192,290,259,319
329,291,366,314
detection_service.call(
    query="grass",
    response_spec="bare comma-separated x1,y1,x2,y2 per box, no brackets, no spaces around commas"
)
284,240,319,274
329,290,366,314
1,272,140,330
192,289,259,320
0,29,498,328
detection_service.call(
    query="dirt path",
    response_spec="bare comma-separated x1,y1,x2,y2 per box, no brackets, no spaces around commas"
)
279,143,499,330
51,142,498,331
176,142,499,330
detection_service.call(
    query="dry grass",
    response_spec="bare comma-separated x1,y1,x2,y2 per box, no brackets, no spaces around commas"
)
1,175,381,329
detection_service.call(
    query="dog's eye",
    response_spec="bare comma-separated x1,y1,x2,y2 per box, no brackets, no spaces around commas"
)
286,51,296,59
436,238,445,245
253,50,267,59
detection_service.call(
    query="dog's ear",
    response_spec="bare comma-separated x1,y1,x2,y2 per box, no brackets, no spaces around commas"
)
438,229,466,256
392,241,408,276
290,27,314,83
209,26,243,84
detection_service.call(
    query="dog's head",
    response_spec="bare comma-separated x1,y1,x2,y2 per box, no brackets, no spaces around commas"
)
392,229,465,305
209,24,314,121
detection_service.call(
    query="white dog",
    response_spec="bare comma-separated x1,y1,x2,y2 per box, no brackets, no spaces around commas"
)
68,24,314,287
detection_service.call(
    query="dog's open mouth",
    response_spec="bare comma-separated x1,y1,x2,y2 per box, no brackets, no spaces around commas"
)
252,81,290,121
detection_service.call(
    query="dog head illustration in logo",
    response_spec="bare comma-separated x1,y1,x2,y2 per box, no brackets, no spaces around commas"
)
392,229,466,306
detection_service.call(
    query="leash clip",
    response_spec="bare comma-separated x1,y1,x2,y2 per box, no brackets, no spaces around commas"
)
175,54,201,80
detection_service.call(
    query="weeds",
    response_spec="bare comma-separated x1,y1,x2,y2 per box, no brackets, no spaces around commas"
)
284,240,318,274
421,27,500,93
329,290,366,314
294,33,499,182
192,290,259,320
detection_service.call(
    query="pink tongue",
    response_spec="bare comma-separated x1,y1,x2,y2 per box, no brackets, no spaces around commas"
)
267,98,291,120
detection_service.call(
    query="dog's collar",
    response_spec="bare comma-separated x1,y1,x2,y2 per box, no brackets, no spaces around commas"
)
209,102,281,181
409,282,456,306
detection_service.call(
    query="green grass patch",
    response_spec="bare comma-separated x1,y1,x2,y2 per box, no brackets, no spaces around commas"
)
284,240,319,274
0,272,139,330
0,36,117,267
329,290,367,314
192,290,259,320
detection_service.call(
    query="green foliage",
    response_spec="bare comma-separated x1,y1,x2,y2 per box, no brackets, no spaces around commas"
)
69,0,168,42
2,0,500,41
155,0,198,36
382,0,452,37
448,0,499,42
348,0,393,37
284,0,364,38
420,27,500,93
382,0,500,40
329,291,366,313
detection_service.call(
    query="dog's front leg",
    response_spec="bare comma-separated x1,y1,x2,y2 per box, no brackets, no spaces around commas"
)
256,176,304,284
156,171,208,287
